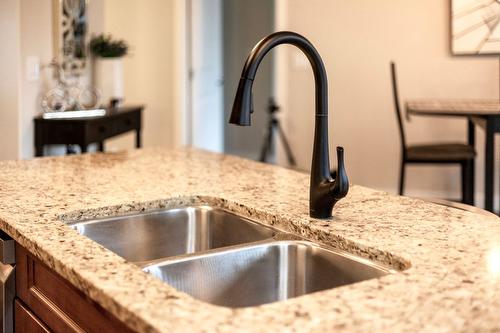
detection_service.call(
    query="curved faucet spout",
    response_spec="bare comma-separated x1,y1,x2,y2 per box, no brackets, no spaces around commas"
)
229,31,348,219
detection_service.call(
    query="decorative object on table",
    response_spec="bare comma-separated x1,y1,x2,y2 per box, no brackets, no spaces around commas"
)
451,0,500,54
42,109,106,120
52,0,88,75
90,34,129,107
41,59,101,113
391,62,476,205
259,98,296,166
109,98,124,109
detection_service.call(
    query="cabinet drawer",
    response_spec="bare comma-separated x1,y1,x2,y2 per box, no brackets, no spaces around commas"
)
86,119,112,142
15,299,51,333
39,122,86,144
15,245,135,333
113,112,140,135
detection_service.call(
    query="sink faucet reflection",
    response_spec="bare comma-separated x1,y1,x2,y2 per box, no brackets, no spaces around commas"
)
229,31,348,219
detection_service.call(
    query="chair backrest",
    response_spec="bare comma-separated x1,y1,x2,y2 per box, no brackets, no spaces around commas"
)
390,62,407,150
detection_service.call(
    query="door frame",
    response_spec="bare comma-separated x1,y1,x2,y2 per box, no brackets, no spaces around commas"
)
172,0,189,148
172,0,288,153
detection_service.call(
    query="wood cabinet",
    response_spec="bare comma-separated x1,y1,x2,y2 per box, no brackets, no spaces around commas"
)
14,244,135,333
14,300,50,333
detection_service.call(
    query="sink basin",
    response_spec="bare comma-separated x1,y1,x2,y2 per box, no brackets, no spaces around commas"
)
68,206,276,263
143,240,391,308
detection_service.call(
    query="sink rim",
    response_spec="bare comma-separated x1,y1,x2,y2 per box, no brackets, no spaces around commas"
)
66,205,281,241
66,205,274,228
65,202,402,308
61,195,411,271
66,204,400,273
64,200,408,273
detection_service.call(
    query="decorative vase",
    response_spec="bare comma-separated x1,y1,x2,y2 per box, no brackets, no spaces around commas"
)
94,57,124,107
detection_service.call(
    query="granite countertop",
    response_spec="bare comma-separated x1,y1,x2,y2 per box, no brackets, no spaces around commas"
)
0,148,499,332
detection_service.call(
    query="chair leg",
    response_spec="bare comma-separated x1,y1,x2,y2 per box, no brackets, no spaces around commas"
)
467,159,474,206
399,160,406,196
461,160,474,205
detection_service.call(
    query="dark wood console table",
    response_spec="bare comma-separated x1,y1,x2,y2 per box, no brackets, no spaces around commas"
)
34,106,143,157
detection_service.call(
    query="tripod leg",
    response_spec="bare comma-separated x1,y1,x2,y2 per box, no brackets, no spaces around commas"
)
259,120,274,162
275,121,296,166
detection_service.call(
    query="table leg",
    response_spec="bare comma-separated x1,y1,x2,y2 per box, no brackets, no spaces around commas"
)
66,145,78,155
484,118,494,212
34,122,44,157
136,129,142,148
467,118,475,205
80,145,88,154
98,142,104,152
35,145,44,157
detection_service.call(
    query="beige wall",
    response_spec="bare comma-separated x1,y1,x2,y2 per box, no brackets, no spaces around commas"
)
279,0,499,208
0,0,21,160
103,0,175,151
1,0,105,159
0,0,54,160
0,0,174,159
0,0,497,210
19,0,54,159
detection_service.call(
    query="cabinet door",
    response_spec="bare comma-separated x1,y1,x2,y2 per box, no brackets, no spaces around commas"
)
15,245,135,333
15,300,51,333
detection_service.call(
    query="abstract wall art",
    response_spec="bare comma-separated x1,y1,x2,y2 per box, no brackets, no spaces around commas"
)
452,0,500,54
53,0,88,75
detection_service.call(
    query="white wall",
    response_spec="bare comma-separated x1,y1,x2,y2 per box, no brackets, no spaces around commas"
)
103,0,175,151
190,0,224,153
0,0,21,160
278,0,499,208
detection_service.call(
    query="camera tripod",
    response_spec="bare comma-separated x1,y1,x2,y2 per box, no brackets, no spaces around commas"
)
259,99,296,166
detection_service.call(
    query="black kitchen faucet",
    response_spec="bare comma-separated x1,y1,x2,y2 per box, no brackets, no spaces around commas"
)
229,31,348,219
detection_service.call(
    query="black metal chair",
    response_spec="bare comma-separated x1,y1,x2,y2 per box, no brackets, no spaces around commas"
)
391,62,475,204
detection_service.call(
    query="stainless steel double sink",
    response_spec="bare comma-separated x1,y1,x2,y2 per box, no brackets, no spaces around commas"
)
68,206,392,308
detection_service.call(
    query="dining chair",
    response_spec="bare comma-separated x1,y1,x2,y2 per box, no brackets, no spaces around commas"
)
390,62,476,205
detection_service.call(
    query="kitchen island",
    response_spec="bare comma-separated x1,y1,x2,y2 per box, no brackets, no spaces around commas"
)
0,148,498,332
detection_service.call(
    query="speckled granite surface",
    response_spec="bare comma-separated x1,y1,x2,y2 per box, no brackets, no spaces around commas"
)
0,148,498,332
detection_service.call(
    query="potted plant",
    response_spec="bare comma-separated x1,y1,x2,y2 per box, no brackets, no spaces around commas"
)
90,34,129,107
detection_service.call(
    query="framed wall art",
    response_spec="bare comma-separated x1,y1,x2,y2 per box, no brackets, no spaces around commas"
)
452,0,500,55
52,0,88,75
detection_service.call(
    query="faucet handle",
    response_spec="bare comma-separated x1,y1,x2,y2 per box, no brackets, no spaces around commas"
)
332,146,349,200
336,146,345,170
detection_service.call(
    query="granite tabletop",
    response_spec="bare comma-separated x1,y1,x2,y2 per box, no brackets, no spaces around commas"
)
0,148,498,332
406,99,500,116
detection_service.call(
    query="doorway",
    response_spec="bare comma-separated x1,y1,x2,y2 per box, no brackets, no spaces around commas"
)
186,0,275,159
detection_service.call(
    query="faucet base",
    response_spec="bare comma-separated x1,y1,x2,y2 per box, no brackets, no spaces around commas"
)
309,205,335,219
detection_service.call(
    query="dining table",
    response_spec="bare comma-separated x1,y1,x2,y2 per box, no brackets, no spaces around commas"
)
405,99,499,215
